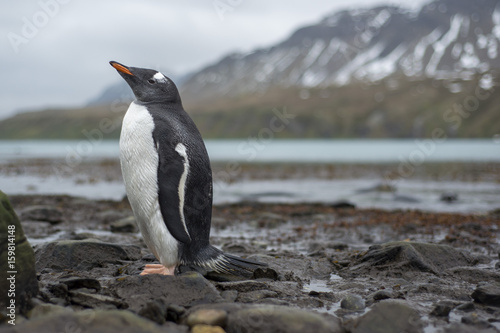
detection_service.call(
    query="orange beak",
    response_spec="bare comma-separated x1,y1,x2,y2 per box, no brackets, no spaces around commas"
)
110,61,133,76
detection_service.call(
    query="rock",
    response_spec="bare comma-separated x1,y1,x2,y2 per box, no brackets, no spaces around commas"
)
166,304,186,323
349,300,423,333
456,302,475,312
252,267,278,280
109,272,223,312
191,325,225,333
0,190,39,316
35,239,142,271
110,216,137,233
19,205,63,224
430,301,455,317
186,309,227,327
227,304,343,333
331,201,356,209
351,241,475,277
340,294,366,311
60,277,101,291
27,303,73,319
220,290,238,302
371,290,392,301
461,313,494,329
138,300,166,324
471,282,500,307
444,323,498,333
440,193,458,203
0,309,188,333
447,267,500,284
69,290,126,309
184,303,343,333
237,290,278,303
216,280,269,293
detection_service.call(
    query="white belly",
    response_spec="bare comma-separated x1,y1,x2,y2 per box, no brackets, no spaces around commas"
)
119,101,178,267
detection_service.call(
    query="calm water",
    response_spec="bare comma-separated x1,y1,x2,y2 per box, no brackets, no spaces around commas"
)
1,139,499,163
1,139,499,213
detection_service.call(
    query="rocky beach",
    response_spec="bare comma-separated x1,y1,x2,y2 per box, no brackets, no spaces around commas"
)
1,160,500,333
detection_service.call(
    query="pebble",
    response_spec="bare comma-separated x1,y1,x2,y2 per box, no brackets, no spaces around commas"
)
340,294,365,311
371,290,392,301
461,314,494,329
110,216,137,233
430,301,455,317
220,290,238,302
456,302,476,312
69,290,126,310
186,309,228,327
350,300,422,333
138,300,166,324
471,282,500,307
19,205,63,224
237,290,278,303
191,325,225,333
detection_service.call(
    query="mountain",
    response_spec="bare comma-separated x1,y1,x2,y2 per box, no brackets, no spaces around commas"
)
1,0,499,140
181,0,500,104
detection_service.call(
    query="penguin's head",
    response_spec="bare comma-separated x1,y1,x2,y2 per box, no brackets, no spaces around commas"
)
110,61,181,104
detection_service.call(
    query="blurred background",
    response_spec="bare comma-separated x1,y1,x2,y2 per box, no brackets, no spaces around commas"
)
1,0,499,213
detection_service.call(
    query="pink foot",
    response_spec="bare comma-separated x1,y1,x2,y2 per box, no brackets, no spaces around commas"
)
140,264,176,276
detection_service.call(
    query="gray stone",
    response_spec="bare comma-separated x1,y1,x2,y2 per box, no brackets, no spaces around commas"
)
19,205,63,224
137,300,166,325
0,190,39,317
351,241,475,277
350,300,423,333
27,303,73,319
186,309,228,327
229,304,342,333
109,272,223,312
60,277,101,291
447,267,500,284
371,290,392,301
35,239,142,271
471,282,500,307
456,302,476,312
69,290,126,309
340,294,366,311
0,309,188,333
461,314,494,329
237,290,278,303
430,301,455,317
110,216,137,233
444,323,498,333
184,303,344,333
220,290,238,302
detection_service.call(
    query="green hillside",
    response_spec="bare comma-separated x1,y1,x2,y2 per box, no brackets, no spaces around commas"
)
0,77,498,140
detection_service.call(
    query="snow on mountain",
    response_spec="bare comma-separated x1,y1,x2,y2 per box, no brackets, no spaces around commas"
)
180,0,500,102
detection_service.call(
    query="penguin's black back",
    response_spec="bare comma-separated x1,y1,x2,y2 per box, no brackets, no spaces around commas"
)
146,101,213,261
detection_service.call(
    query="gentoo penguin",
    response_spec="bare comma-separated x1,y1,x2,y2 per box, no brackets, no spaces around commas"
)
110,61,266,276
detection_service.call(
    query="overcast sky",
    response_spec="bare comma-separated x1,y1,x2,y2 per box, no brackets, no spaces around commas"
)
1,0,430,118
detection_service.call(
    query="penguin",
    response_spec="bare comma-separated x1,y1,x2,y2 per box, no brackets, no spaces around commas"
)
110,61,266,276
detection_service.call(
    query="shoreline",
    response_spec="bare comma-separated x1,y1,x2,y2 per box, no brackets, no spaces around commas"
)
3,193,500,332
2,159,500,214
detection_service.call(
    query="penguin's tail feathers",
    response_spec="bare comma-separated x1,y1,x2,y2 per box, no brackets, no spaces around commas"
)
194,246,268,276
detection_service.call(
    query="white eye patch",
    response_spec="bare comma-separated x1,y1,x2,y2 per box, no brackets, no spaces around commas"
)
153,72,166,82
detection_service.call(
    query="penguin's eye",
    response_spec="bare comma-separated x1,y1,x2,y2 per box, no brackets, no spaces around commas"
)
147,79,156,84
